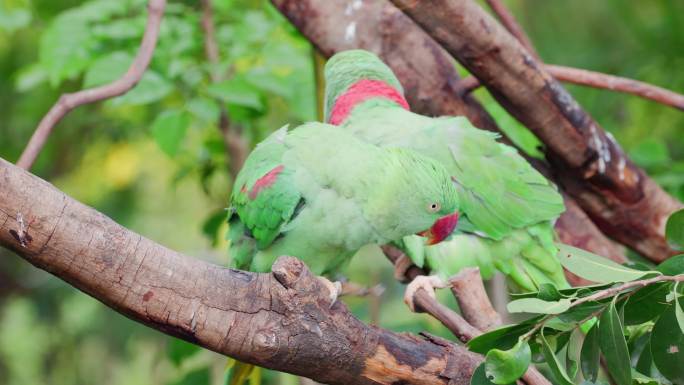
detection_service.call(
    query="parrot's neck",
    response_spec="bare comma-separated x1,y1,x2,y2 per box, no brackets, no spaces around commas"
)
328,79,409,125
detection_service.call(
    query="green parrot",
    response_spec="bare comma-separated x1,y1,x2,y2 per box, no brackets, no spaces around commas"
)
323,49,570,309
224,121,461,385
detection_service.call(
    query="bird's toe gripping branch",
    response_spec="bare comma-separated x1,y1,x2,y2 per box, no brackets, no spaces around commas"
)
404,275,448,312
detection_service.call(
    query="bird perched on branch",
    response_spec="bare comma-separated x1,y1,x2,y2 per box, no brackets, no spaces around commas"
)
225,121,461,384
324,49,570,310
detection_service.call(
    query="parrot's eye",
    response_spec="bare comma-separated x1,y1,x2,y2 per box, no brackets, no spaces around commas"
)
428,203,441,213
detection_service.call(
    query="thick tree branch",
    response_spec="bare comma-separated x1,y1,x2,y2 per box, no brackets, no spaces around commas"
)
200,0,248,179
0,158,484,385
390,0,682,262
16,0,166,170
272,0,627,270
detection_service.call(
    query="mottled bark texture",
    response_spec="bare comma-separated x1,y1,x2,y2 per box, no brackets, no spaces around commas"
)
0,158,483,385
389,0,682,262
270,0,627,266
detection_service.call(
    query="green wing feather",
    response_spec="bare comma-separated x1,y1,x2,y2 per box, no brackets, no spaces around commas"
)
228,126,303,269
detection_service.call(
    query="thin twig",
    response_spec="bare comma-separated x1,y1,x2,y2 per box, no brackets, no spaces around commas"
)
572,273,684,308
199,0,247,179
16,0,167,170
547,65,684,111
460,65,684,111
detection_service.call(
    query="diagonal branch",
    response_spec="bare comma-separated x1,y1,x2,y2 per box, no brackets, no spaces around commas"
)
390,0,682,262
0,157,483,385
16,0,166,170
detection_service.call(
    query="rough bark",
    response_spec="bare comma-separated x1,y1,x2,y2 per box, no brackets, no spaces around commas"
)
0,158,483,385
271,0,627,266
390,0,682,262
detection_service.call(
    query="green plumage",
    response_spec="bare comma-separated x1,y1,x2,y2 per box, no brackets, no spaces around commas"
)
228,122,460,275
325,50,569,290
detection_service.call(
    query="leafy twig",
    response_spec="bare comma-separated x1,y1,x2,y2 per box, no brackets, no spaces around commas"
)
16,0,167,170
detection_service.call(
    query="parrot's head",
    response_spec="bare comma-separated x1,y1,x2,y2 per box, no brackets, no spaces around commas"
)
366,149,460,245
324,50,409,125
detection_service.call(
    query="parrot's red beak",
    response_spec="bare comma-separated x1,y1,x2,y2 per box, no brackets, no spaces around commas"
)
417,212,459,245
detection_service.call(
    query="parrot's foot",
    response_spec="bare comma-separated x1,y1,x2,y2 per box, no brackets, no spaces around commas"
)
317,276,342,308
404,275,447,312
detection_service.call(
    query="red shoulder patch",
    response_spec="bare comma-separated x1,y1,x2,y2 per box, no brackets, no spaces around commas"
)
329,79,410,125
249,165,285,199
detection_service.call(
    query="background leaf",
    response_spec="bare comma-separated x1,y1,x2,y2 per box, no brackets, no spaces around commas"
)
151,109,190,156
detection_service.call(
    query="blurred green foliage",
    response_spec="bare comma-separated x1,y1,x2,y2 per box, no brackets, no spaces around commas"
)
0,0,682,384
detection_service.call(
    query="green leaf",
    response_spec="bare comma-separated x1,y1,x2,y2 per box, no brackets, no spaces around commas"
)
167,338,200,366
566,329,582,380
635,338,654,378
467,320,540,354
83,51,132,88
651,299,684,384
580,323,600,382
623,283,671,325
665,208,684,250
538,283,564,301
598,299,632,385
207,77,263,110
539,329,574,385
113,70,173,106
507,298,571,314
40,15,93,86
674,284,684,335
187,97,220,123
657,254,684,275
557,244,654,283
470,363,497,385
484,339,531,384
558,301,606,323
170,367,210,385
151,110,190,156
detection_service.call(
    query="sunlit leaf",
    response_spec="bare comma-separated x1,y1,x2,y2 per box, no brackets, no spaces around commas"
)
507,298,571,314
674,283,684,335
598,298,631,385
484,339,531,384
557,244,655,283
566,329,581,380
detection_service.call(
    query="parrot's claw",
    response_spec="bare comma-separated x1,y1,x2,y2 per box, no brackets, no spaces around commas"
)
317,276,342,308
404,275,447,312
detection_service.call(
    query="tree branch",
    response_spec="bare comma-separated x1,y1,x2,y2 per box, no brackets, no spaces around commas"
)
482,0,684,111
384,247,552,385
390,0,682,262
200,0,248,179
0,157,485,385
16,0,166,170
271,0,627,269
